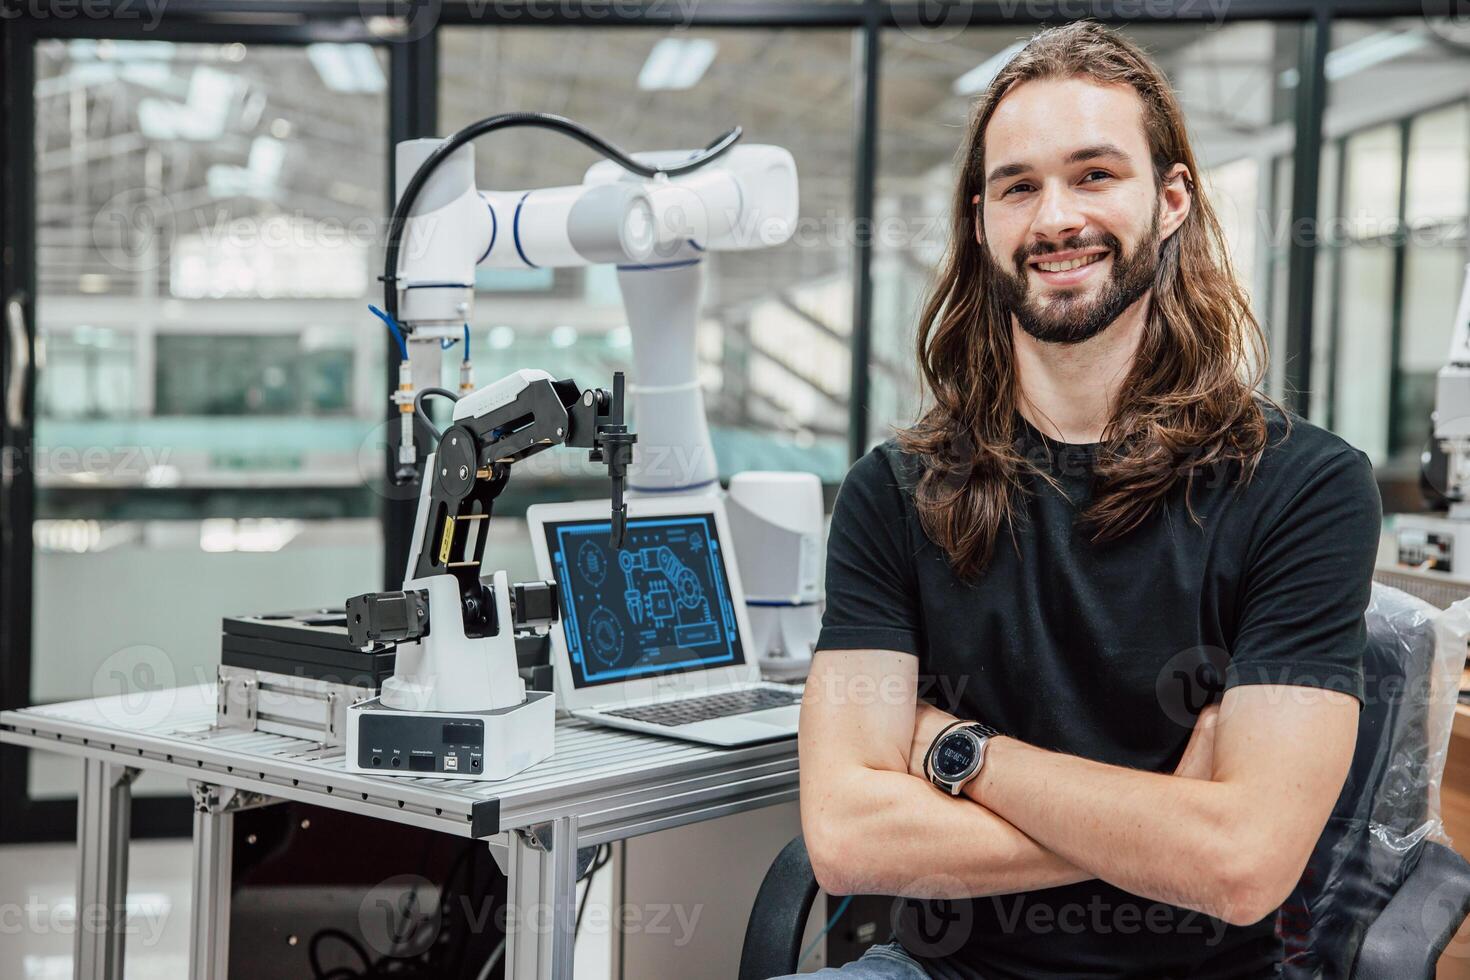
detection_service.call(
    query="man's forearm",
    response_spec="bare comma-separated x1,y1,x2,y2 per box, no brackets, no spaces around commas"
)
804,765,1091,898
969,738,1252,922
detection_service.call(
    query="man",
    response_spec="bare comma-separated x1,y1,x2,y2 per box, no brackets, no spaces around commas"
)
788,22,1380,980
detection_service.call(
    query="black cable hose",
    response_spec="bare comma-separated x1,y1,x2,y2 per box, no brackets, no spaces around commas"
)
382,112,742,322
575,844,614,937
413,386,460,442
308,928,373,979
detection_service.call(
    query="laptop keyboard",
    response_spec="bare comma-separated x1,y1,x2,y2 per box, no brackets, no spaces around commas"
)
602,686,802,727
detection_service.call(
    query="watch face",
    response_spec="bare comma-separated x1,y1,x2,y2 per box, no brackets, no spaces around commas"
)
933,731,978,781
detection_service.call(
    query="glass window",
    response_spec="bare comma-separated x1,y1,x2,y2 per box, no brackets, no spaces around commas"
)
1405,102,1468,230
1397,103,1469,457
1307,145,1341,427
871,22,1301,448
1333,243,1395,462
1343,124,1401,240
1326,123,1403,463
438,26,858,484
153,332,355,416
28,40,390,803
1319,18,1470,473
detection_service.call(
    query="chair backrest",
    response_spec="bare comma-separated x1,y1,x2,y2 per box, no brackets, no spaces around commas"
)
1280,582,1450,976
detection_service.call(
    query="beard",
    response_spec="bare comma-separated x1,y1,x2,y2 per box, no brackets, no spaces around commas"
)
987,207,1162,345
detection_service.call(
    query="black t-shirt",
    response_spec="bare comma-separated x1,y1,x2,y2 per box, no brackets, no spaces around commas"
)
816,409,1382,979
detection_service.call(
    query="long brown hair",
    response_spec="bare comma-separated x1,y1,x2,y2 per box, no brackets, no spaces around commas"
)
897,21,1270,580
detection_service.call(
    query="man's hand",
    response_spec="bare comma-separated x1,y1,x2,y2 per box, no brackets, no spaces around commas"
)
1173,704,1219,780
907,701,960,779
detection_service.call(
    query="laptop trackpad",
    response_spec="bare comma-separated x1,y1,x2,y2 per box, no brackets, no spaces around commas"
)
748,705,801,728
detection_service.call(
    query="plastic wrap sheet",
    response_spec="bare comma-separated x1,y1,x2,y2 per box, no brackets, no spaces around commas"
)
1279,582,1466,977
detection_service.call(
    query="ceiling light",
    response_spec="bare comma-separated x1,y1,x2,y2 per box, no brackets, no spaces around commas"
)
1280,29,1429,88
343,43,386,93
638,38,717,91
307,44,355,93
307,43,385,94
953,40,1028,97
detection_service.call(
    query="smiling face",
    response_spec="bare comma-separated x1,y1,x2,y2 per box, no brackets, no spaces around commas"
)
978,76,1182,345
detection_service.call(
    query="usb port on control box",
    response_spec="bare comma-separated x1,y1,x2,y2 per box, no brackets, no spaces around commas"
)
443,755,459,772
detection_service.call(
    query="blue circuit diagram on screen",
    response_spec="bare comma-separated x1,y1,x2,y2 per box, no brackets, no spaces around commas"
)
547,514,744,686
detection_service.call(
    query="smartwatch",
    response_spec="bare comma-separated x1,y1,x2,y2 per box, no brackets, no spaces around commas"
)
924,721,1000,796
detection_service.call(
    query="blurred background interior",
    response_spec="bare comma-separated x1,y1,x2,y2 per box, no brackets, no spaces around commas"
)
4,1,1470,976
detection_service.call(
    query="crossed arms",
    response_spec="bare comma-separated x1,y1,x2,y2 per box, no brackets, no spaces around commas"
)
797,648,1358,927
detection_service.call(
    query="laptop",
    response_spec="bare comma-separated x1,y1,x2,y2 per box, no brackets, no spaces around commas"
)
526,494,802,746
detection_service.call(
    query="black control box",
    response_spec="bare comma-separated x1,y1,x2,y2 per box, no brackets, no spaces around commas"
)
355,712,486,776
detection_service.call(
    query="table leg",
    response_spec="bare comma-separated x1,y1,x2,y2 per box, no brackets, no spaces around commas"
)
74,760,136,980
505,814,579,980
188,783,276,980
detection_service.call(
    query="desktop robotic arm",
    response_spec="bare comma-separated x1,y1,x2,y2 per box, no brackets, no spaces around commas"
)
343,368,634,781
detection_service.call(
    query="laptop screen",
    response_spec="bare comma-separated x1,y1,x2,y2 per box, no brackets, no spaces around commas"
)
543,512,748,689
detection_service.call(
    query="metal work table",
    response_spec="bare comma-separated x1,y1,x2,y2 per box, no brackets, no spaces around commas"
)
0,684,800,980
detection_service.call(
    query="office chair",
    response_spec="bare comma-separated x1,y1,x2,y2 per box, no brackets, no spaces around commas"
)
738,584,1470,979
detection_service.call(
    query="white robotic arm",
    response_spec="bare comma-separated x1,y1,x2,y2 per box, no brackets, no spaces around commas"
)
389,139,797,489
391,140,797,320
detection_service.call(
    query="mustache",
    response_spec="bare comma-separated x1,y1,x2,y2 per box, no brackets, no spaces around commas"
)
1013,232,1123,269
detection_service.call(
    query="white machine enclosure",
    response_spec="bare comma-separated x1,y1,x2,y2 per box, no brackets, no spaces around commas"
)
1397,263,1470,579
393,139,494,328
727,472,824,678
526,494,764,715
